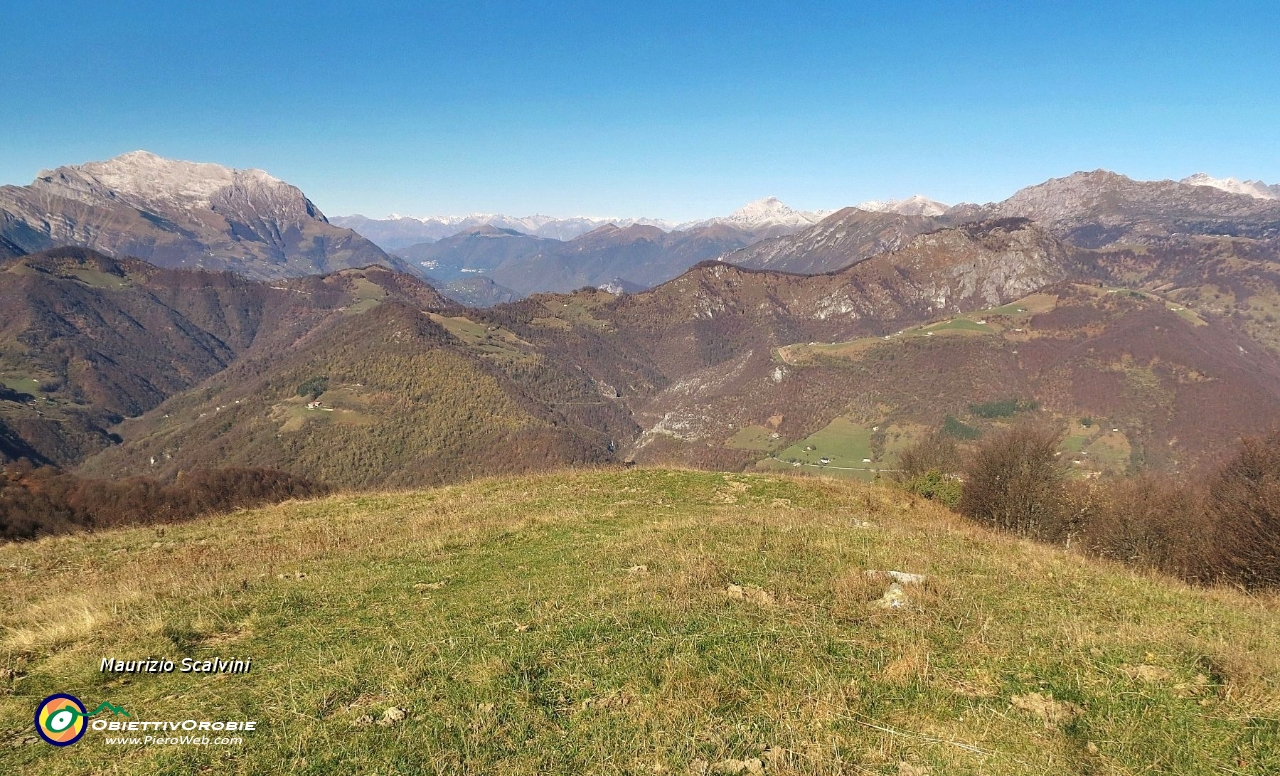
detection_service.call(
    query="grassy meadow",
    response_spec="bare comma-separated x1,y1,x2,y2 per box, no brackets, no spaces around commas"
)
1,469,1277,774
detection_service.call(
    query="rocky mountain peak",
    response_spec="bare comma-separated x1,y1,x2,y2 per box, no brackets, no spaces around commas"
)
0,152,393,278
856,194,949,217
716,197,829,229
33,150,299,215
1181,173,1279,200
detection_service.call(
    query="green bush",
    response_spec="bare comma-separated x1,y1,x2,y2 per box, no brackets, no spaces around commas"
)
942,414,980,440
296,375,330,399
901,469,963,508
969,398,1039,419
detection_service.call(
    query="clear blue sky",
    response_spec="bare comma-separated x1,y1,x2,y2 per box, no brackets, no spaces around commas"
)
2,1,1277,220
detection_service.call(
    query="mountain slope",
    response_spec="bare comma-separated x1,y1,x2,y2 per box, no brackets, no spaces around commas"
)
473,219,1280,474
397,223,762,299
395,226,560,282
0,151,398,279
724,207,941,274
3,470,1277,774
955,170,1280,247
0,247,452,464
77,301,634,488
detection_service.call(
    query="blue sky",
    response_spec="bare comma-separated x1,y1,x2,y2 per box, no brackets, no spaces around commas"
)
2,1,1278,220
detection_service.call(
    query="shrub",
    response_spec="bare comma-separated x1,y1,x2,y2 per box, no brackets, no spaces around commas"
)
1078,472,1210,579
959,422,1069,540
1204,430,1280,589
893,433,961,481
893,433,963,507
901,470,963,509
942,414,980,440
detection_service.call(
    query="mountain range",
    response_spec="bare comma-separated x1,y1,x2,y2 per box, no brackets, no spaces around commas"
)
398,222,762,297
2,151,1279,491
0,151,405,280
332,196,836,249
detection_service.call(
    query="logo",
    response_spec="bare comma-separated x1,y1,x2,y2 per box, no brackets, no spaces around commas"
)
35,694,88,746
34,694,130,746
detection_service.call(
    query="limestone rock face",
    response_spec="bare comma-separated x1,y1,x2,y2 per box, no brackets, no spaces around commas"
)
0,151,395,279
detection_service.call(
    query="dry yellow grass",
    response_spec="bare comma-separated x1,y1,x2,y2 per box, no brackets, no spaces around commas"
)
0,468,1276,774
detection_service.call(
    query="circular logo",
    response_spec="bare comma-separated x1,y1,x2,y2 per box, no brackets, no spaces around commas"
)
35,693,88,746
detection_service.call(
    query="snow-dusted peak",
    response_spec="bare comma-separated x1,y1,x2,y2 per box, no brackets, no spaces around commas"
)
36,150,288,212
1181,173,1279,200
683,197,830,231
856,195,949,217
728,196,796,221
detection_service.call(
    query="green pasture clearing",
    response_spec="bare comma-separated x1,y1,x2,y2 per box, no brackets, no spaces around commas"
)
724,424,782,452
1,470,1276,774
773,417,874,468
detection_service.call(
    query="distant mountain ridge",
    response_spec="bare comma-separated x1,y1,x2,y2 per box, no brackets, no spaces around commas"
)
856,195,950,217
1181,173,1280,200
0,151,402,280
723,207,942,274
950,169,1280,247
397,222,760,299
335,196,834,250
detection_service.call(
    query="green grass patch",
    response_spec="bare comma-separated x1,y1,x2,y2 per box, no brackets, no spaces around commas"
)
429,314,533,360
66,268,129,290
772,417,873,468
1084,431,1133,473
925,318,993,334
0,470,1276,774
724,425,782,452
1,377,40,394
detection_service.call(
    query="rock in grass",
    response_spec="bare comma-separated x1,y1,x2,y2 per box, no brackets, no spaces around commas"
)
376,707,407,727
1120,664,1173,683
1010,692,1081,727
866,570,926,584
873,582,910,609
724,584,775,606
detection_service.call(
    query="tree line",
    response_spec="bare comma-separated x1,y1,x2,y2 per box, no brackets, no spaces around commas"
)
0,461,329,541
895,424,1280,590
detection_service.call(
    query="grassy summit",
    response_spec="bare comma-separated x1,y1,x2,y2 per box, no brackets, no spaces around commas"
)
1,470,1277,774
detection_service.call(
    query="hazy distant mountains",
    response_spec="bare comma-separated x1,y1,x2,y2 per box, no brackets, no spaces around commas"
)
855,195,950,217
399,222,760,297
0,151,400,279
334,196,836,250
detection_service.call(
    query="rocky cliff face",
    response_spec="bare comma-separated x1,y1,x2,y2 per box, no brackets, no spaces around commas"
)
955,170,1280,247
618,219,1067,340
722,207,941,274
0,151,395,279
